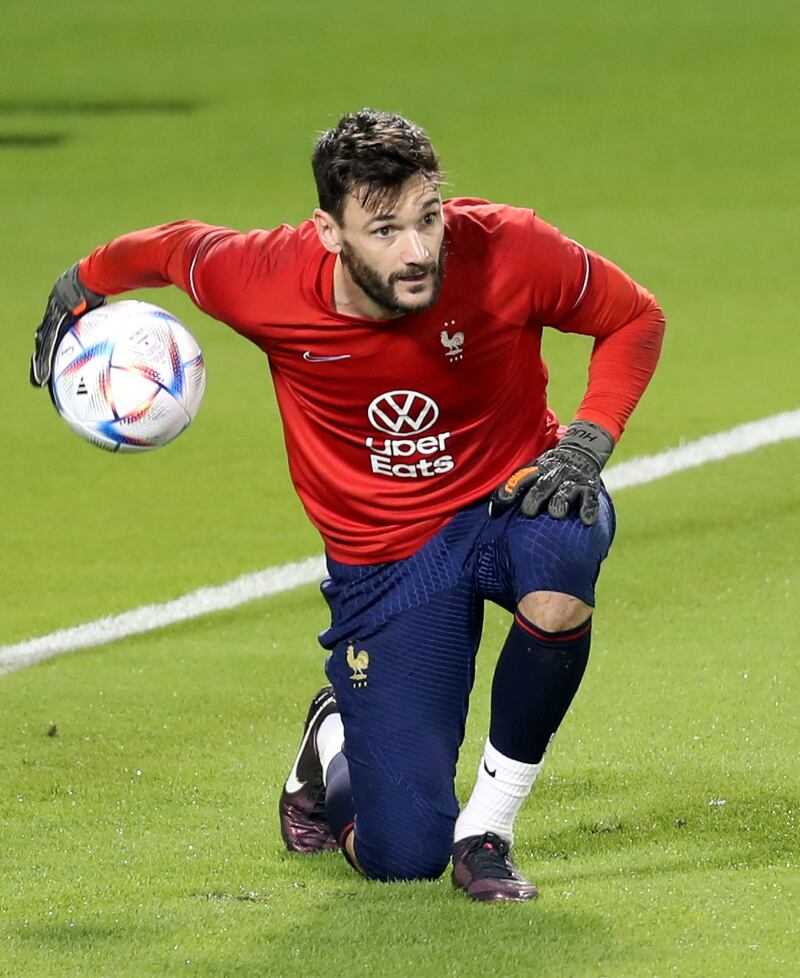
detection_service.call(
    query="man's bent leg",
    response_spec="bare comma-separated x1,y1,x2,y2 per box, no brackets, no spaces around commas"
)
324,581,482,881
490,595,592,764
453,492,615,897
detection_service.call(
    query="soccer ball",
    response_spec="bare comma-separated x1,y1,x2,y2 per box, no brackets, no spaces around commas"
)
51,300,206,453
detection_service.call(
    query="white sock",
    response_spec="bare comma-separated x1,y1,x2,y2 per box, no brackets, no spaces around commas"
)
454,739,544,845
317,713,345,785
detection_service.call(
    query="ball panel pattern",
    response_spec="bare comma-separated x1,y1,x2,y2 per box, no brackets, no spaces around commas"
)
51,301,206,453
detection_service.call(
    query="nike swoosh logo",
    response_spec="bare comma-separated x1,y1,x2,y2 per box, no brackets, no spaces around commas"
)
283,698,332,794
483,760,497,778
303,351,352,363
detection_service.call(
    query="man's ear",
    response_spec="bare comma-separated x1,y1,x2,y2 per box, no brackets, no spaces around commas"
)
313,209,343,254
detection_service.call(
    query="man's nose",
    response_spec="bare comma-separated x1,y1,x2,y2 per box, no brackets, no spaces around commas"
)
400,230,430,264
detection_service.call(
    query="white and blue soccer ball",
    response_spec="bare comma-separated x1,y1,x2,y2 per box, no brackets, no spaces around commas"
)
51,300,206,453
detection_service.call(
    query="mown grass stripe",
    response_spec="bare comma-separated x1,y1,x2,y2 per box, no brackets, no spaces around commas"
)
1,408,798,676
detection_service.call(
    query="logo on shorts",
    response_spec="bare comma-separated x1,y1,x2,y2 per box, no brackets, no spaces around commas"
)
365,390,455,479
346,642,369,688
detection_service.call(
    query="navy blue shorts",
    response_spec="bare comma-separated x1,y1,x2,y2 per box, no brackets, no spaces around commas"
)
319,491,615,880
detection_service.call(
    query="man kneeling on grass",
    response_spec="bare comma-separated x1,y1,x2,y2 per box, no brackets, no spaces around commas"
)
31,108,664,900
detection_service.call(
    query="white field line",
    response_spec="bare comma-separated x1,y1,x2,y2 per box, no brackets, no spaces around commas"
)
0,556,326,677
1,408,798,677
603,408,800,491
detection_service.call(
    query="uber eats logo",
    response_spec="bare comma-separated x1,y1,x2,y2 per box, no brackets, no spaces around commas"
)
366,390,455,479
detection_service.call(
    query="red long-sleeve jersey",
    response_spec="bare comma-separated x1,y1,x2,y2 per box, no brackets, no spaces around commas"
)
79,198,664,563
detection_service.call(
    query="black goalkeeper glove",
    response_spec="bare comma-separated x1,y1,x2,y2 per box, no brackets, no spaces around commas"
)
489,420,615,526
30,263,106,387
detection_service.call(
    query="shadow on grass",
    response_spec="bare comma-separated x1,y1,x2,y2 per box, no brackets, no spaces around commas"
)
0,133,68,148
0,99,201,115
10,865,616,978
524,791,798,885
194,875,617,978
16,919,160,947
14,787,792,978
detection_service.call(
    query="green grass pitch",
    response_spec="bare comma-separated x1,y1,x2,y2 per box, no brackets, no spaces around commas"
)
1,1,798,976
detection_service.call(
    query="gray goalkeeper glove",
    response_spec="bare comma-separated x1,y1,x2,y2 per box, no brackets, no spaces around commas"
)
30,263,106,387
489,420,615,526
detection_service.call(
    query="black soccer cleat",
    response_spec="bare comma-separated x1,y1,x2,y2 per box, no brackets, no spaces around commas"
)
451,832,539,902
279,685,340,853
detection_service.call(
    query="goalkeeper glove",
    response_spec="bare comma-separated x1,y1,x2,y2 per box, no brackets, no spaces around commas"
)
30,263,106,387
490,420,615,526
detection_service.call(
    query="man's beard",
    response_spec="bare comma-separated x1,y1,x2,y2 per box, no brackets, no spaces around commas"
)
340,240,447,316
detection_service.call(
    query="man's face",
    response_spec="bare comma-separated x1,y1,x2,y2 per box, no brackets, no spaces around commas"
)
336,175,446,317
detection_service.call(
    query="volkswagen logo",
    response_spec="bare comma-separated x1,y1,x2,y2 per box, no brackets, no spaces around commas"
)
367,390,440,435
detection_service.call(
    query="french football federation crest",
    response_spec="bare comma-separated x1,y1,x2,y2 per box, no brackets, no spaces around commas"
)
346,642,369,688
440,320,464,360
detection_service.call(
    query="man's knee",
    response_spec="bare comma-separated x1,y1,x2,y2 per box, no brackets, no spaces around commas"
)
518,590,592,632
355,812,453,882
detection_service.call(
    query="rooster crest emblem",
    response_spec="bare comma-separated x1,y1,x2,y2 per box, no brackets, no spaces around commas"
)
440,321,464,360
346,642,370,687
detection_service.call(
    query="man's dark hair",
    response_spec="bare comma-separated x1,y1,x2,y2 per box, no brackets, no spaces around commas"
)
312,108,443,224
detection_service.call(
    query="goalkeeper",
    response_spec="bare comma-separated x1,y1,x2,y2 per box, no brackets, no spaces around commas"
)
31,109,664,901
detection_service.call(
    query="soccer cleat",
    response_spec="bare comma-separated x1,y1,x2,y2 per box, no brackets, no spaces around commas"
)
279,685,340,853
451,832,539,902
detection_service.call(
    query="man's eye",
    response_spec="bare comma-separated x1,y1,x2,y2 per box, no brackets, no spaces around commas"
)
422,213,438,226
374,226,393,237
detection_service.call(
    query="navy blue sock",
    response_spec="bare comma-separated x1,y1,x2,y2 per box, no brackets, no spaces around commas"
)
489,611,592,764
325,751,356,846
